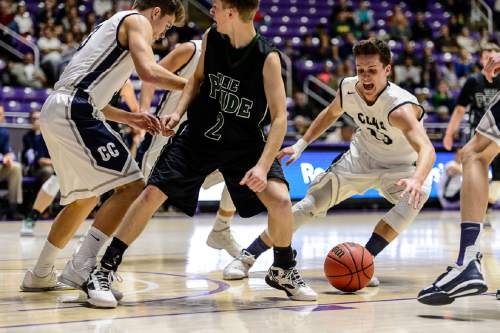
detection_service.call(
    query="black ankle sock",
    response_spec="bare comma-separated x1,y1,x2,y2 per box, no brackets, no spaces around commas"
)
27,209,41,221
273,246,296,269
100,237,128,271
246,236,270,258
365,232,389,257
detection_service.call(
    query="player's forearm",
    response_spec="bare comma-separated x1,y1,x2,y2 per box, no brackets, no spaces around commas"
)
139,82,156,112
172,75,200,118
445,106,466,137
144,63,187,91
101,105,131,124
413,141,436,183
257,114,287,170
302,107,340,143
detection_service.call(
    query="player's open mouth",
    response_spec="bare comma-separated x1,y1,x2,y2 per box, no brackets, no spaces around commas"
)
363,83,374,91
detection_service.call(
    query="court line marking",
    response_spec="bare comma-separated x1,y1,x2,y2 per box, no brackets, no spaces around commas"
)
14,271,229,312
5,294,499,329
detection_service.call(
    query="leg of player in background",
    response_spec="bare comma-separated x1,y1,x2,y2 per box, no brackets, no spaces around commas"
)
206,185,243,258
20,175,59,237
485,156,500,228
418,133,500,305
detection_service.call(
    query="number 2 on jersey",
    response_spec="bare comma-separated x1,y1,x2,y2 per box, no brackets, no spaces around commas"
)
204,112,224,141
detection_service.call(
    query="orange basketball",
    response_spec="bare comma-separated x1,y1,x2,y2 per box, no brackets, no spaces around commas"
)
324,242,374,292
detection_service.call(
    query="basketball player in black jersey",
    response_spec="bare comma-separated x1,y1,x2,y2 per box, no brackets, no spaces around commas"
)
443,44,500,220
85,0,317,308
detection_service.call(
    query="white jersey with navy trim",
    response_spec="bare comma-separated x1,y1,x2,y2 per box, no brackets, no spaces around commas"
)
155,40,202,120
55,10,138,110
339,76,424,166
141,40,202,179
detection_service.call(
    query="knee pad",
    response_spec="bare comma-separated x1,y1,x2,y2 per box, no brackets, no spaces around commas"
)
219,185,236,212
489,181,500,202
41,175,60,197
382,191,427,234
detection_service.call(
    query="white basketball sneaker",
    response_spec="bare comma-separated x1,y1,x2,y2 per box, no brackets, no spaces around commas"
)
206,226,243,258
265,265,317,301
20,266,59,291
367,276,380,287
84,265,119,308
20,218,35,237
59,258,123,301
223,249,256,280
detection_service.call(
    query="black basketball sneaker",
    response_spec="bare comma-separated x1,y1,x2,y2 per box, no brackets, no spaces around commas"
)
417,252,488,305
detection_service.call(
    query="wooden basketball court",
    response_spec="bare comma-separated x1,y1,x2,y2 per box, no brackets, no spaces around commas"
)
1,211,499,332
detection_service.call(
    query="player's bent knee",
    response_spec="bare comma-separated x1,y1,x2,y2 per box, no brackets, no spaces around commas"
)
266,195,292,213
140,185,167,205
382,198,423,234
115,179,145,196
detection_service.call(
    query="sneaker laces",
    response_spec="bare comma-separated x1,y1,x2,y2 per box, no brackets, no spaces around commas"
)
94,268,122,291
284,268,306,287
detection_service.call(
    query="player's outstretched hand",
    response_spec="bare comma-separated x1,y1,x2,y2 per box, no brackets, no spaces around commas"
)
127,112,161,135
160,113,180,137
396,177,424,210
484,52,500,82
240,165,267,192
277,139,308,166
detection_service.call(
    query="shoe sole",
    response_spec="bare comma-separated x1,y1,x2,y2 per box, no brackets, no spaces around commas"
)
20,285,60,292
265,275,317,301
418,283,488,306
222,273,248,281
19,231,34,237
87,298,117,309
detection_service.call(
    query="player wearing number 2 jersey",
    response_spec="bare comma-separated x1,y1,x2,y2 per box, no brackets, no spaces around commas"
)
223,38,436,288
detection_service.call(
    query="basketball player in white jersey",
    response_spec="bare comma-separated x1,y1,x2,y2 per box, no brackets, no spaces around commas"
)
223,39,436,286
138,40,242,257
418,52,500,305
20,79,140,237
21,0,187,295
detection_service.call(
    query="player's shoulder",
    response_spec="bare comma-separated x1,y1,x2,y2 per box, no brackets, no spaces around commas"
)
339,76,357,92
385,80,417,101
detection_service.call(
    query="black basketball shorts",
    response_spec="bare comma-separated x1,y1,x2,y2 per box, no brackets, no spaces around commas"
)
148,124,288,217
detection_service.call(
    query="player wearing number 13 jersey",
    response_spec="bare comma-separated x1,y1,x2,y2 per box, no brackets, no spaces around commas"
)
223,38,437,286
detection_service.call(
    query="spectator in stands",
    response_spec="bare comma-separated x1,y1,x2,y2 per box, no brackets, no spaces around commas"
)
13,1,34,36
354,1,373,29
300,34,319,61
441,58,459,89
283,40,299,62
408,0,428,13
9,53,47,88
339,32,356,60
317,32,332,61
388,5,411,41
456,27,479,54
394,56,421,90
447,14,463,36
62,7,87,34
22,111,53,187
0,0,15,27
93,0,113,17
420,43,441,89
455,48,474,79
290,91,317,135
330,0,354,20
317,62,334,87
432,80,455,112
328,62,346,91
0,104,23,220
435,26,459,53
411,12,432,41
495,0,500,30
398,40,417,64
85,11,97,31
36,0,58,26
37,26,63,84
330,9,355,37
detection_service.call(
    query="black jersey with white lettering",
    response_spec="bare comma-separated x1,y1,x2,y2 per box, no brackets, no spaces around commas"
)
456,72,500,135
186,27,277,149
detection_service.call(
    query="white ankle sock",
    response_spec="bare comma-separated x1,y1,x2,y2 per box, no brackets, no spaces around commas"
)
73,226,108,265
213,213,232,231
33,241,61,277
